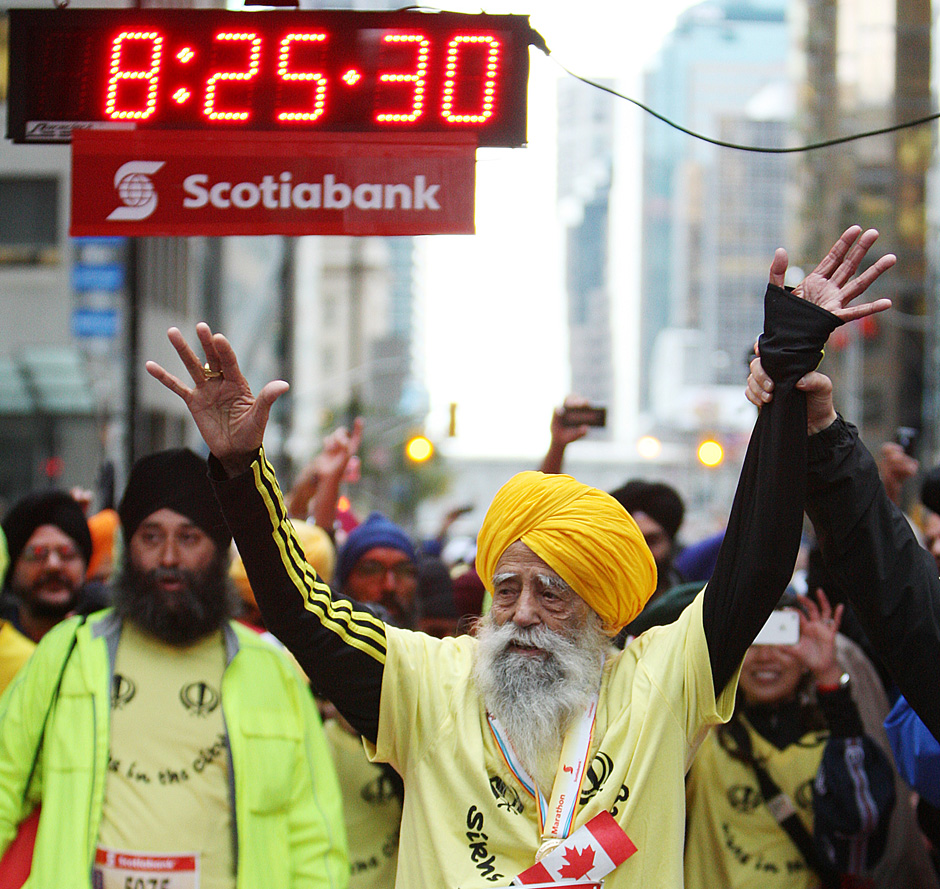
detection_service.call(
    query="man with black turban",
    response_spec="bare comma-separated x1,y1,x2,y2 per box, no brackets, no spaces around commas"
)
148,226,895,888
0,448,348,887
1,490,94,642
609,479,686,596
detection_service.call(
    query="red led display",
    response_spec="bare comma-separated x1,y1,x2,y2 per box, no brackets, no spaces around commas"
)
6,9,535,147
277,33,328,122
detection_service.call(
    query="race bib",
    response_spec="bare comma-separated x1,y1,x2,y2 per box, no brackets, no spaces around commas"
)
93,847,199,889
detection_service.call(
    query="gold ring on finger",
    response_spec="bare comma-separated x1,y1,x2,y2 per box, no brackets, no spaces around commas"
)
202,362,224,381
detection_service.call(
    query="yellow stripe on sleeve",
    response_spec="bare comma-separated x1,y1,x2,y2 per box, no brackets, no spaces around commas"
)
253,451,388,661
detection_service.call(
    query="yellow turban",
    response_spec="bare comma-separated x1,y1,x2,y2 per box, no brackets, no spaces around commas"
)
476,471,657,632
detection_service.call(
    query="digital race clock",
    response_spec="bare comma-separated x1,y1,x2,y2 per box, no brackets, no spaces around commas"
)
6,8,538,146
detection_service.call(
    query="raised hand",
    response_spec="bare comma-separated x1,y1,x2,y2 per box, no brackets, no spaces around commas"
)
146,323,289,477
769,226,896,322
540,394,590,474
790,588,844,686
878,442,919,507
315,418,364,483
550,395,591,448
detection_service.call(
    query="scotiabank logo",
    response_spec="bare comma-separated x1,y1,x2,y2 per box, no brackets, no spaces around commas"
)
107,161,165,221
182,172,441,212
72,131,474,236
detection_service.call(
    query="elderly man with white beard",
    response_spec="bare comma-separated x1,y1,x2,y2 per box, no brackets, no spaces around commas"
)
149,226,895,889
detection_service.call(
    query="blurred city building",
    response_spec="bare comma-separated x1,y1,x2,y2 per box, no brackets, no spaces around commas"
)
288,236,426,475
2,0,935,520
794,0,932,454
557,78,615,439
0,0,228,510
0,0,426,513
639,0,790,446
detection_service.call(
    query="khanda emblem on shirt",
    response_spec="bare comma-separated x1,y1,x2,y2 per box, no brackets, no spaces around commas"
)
728,779,813,814
489,776,524,814
111,674,136,710
728,784,763,813
579,752,614,805
362,772,398,805
179,681,220,716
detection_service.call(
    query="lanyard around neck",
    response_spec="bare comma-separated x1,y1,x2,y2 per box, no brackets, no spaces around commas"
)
487,692,599,843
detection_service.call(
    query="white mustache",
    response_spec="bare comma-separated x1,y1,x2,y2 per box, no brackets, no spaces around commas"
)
488,621,573,656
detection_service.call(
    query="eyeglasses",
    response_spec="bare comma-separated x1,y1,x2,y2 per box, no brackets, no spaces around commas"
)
352,560,417,581
20,543,83,564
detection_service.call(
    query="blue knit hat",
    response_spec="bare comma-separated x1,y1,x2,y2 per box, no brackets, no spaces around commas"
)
336,512,415,592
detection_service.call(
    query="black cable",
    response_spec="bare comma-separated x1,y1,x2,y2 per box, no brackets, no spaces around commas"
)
552,58,940,154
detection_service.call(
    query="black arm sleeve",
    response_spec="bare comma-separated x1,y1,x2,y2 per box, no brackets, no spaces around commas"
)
703,285,841,693
211,451,386,743
806,417,940,739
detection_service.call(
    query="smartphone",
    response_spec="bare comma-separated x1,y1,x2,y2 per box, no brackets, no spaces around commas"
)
753,609,800,645
560,405,607,428
896,426,919,457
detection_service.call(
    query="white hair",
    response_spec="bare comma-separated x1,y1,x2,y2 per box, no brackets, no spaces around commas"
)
472,609,610,791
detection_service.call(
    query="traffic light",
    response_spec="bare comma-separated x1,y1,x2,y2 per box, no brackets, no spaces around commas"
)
697,438,724,468
636,435,662,460
405,434,434,463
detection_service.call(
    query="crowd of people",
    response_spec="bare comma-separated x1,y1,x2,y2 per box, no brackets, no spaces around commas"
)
0,226,938,888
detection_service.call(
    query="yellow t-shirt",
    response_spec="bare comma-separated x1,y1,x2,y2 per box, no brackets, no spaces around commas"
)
97,623,233,889
368,591,737,888
0,621,34,695
685,716,827,889
324,718,401,889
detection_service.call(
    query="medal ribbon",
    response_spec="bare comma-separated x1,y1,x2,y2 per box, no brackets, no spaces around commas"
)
487,692,599,843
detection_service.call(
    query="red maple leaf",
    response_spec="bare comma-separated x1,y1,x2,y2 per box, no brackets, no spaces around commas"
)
558,844,596,880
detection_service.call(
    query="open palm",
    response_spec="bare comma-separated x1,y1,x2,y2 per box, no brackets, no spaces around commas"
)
768,226,896,322
791,589,843,680
146,323,289,475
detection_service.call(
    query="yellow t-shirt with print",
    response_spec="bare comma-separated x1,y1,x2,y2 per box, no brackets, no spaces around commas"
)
325,718,401,889
368,590,738,889
98,623,233,889
685,716,827,889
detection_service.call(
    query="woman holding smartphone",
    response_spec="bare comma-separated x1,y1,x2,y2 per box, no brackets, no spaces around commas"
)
684,589,895,889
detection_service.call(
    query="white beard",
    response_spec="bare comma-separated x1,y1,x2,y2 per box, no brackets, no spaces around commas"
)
473,613,609,792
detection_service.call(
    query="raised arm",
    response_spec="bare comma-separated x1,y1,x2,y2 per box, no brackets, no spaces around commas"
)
703,227,895,694
745,305,940,740
147,325,388,741
804,411,940,738
310,419,363,535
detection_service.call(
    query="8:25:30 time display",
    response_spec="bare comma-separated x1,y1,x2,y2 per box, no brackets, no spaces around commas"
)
6,9,536,147
106,29,504,128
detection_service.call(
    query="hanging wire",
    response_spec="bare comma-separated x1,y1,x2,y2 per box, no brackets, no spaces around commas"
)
551,58,940,154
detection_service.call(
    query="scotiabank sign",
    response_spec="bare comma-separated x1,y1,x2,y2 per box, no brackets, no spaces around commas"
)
71,131,476,236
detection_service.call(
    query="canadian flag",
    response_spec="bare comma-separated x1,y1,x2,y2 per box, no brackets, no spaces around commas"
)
513,812,637,885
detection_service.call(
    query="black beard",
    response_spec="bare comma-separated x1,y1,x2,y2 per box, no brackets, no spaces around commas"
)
10,573,81,620
112,552,235,646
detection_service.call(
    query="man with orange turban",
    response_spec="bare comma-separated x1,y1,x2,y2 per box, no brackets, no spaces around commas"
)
148,226,895,889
